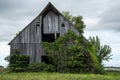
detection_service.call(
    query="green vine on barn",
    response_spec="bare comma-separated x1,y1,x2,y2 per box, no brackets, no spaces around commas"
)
42,30,104,73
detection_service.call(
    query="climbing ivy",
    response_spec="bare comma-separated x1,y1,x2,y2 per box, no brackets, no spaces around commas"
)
42,30,104,73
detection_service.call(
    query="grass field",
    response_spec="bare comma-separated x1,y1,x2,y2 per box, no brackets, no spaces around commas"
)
0,72,120,80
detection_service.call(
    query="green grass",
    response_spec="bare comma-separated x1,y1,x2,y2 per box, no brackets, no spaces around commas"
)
0,72,120,80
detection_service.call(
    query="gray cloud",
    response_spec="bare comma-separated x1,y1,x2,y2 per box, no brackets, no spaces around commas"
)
0,0,45,19
94,0,120,30
0,0,47,41
51,0,109,17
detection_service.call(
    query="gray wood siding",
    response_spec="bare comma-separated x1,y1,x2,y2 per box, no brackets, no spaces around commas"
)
59,15,79,36
10,15,43,63
43,11,59,33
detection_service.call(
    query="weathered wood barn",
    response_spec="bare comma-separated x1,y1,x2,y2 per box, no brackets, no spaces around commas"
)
8,2,79,63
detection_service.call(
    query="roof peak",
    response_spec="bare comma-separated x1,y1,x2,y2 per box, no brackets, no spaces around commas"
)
48,2,52,4
46,2,54,6
40,1,61,16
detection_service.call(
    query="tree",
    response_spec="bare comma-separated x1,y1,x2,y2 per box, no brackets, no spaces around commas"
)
89,36,112,63
62,11,85,33
43,30,103,73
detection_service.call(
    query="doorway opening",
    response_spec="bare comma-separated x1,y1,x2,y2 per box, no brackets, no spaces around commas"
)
42,33,59,42
41,56,53,64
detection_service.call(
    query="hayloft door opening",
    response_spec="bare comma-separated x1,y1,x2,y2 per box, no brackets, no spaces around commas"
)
42,33,59,42
42,11,60,42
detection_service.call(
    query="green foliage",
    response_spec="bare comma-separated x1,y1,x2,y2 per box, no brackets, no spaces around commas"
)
0,66,5,73
5,49,29,72
62,11,86,33
89,36,112,63
72,16,85,33
42,30,104,73
62,11,72,22
28,62,55,72
1,72,120,80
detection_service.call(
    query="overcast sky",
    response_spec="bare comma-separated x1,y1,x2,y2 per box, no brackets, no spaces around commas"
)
0,0,120,67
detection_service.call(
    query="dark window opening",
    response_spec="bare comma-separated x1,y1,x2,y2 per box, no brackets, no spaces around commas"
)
36,22,40,26
42,33,60,42
61,22,65,27
56,33,60,39
42,34,55,42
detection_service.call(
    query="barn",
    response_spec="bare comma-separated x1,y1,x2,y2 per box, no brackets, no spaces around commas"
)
8,2,80,63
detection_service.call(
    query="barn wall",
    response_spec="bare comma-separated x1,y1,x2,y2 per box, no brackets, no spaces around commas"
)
9,10,80,63
10,15,44,63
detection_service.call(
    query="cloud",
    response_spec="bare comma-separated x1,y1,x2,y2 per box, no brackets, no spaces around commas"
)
0,60,8,67
82,0,120,31
103,60,120,67
0,42,9,67
0,42,9,56
89,0,120,30
51,0,109,17
84,30,120,44
84,30,120,67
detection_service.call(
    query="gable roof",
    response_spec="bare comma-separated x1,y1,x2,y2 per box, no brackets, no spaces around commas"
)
8,2,62,45
41,2,61,16
8,2,80,45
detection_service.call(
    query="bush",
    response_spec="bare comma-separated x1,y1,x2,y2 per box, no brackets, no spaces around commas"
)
5,49,29,72
0,66,6,73
94,65,105,74
44,64,55,72
28,62,55,72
